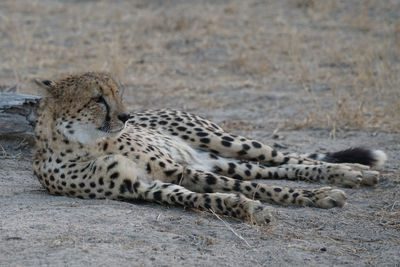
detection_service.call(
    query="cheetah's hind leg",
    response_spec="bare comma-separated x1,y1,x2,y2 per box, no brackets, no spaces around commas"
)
78,155,273,224
211,156,378,188
179,168,348,209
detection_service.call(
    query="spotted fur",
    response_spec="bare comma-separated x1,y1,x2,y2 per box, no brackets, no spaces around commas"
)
33,72,386,224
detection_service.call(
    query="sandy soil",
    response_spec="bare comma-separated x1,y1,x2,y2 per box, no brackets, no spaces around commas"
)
1,0,399,266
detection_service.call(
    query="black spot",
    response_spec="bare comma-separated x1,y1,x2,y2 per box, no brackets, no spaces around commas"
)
228,163,236,174
232,174,243,180
233,180,242,191
242,144,250,151
203,187,213,193
206,174,217,185
177,126,187,131
159,162,166,168
209,153,218,159
133,182,140,192
196,132,209,137
122,179,133,193
146,163,152,173
252,141,262,148
89,193,96,199
79,183,85,188
237,150,247,155
245,186,251,191
221,140,231,147
274,187,282,192
119,184,127,194
99,177,104,185
222,136,234,142
107,161,118,171
200,138,210,144
105,191,112,196
216,198,224,211
90,182,96,188
153,190,162,201
110,172,119,179
164,169,177,176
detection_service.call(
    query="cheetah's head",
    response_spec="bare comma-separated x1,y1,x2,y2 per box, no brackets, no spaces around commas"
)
35,72,129,144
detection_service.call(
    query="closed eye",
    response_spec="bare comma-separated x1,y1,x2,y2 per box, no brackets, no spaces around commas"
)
92,96,105,104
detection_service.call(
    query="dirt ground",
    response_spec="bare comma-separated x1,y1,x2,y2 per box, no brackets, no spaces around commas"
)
1,0,399,266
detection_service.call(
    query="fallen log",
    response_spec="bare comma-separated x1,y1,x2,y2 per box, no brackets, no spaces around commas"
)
0,92,41,136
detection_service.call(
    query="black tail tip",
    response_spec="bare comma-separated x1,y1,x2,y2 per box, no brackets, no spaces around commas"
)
325,148,387,167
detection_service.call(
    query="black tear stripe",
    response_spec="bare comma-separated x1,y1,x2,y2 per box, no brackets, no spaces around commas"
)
103,100,111,122
98,99,111,132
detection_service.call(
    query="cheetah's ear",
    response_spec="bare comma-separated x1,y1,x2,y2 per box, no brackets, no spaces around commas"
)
34,79,58,96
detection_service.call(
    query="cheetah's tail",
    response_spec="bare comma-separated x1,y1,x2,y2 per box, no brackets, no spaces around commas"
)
299,148,387,168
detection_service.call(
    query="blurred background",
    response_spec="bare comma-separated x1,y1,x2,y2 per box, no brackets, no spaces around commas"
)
0,0,399,133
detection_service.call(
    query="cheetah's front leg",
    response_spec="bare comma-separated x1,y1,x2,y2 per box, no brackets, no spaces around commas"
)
135,180,274,224
83,155,272,224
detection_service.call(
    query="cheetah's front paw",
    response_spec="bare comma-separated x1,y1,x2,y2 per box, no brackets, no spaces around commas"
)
226,194,275,224
299,187,348,209
248,202,276,225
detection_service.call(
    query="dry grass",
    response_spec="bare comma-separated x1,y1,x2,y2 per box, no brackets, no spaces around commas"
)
0,0,399,133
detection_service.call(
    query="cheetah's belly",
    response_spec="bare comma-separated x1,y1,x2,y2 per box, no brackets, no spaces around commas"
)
155,136,216,171
125,127,216,172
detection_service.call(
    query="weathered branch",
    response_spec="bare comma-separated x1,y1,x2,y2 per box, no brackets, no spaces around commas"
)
0,93,41,136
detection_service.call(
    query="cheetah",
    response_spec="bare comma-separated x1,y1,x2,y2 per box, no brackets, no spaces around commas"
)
33,72,387,224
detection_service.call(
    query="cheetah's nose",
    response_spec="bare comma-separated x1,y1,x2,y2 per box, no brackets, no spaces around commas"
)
118,113,130,123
